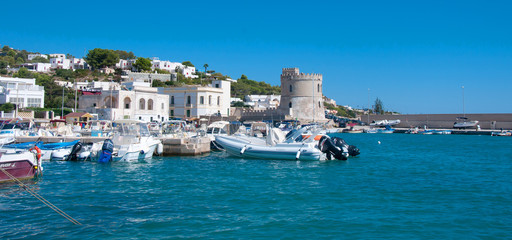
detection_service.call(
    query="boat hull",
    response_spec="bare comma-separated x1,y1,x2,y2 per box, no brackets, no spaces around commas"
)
216,136,322,161
0,152,38,182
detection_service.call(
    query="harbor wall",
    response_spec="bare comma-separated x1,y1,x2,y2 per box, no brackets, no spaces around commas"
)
365,113,512,130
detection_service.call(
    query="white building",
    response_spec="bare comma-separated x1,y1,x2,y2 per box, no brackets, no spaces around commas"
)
116,59,136,70
70,58,87,69
49,54,66,58
50,57,72,69
0,77,45,108
27,54,48,61
150,58,198,78
55,80,120,91
158,79,234,118
79,80,169,122
18,63,52,72
244,95,281,109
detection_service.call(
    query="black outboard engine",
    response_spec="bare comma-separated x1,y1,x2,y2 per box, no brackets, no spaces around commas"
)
98,139,114,163
332,137,360,157
318,135,347,160
66,142,83,161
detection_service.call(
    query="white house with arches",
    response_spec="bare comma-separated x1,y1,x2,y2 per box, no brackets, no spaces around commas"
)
79,81,169,122
157,79,234,119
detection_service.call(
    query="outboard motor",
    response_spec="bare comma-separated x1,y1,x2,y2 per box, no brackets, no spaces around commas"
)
98,139,114,163
332,137,360,157
318,135,348,160
65,142,83,161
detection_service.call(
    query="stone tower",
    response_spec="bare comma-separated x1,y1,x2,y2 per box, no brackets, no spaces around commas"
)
279,68,325,122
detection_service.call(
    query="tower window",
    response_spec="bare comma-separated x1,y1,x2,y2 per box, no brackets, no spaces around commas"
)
289,85,292,92
318,83,320,92
289,102,292,108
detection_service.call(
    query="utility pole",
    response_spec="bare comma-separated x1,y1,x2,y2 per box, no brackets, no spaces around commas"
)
367,88,370,124
61,85,65,118
74,79,77,112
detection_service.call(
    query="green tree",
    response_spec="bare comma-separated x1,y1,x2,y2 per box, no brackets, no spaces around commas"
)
55,69,75,80
84,48,120,70
31,56,49,63
0,103,14,112
16,57,25,64
203,63,208,73
7,50,16,58
182,61,194,67
151,79,167,87
0,60,8,69
14,67,33,78
133,57,152,72
1,45,10,52
374,97,384,114
114,50,135,60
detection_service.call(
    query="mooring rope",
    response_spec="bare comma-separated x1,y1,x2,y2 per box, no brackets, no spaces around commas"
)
0,167,82,225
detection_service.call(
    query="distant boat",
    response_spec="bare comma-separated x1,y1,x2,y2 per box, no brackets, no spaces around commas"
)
432,130,452,135
370,119,401,127
453,117,479,129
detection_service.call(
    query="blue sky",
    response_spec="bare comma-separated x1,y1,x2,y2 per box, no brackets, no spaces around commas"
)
1,0,511,113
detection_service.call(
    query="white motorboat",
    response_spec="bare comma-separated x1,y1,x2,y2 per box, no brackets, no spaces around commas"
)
215,126,357,161
370,119,401,127
453,117,479,129
109,119,162,162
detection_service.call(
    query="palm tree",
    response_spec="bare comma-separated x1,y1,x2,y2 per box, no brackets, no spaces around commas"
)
203,64,209,75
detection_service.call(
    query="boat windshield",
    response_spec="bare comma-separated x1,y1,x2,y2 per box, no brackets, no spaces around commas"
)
115,122,150,137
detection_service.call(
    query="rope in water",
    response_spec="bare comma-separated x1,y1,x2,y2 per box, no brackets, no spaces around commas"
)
0,167,82,225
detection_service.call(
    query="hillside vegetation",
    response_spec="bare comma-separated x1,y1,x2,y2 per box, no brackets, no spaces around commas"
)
231,75,280,98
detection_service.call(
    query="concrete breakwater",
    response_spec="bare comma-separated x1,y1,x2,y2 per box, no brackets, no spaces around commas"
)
366,113,512,130
13,136,211,156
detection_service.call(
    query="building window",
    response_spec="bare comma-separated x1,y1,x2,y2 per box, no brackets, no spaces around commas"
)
200,96,204,105
215,84,219,88
318,83,320,92
124,97,131,109
209,95,212,105
217,96,220,106
170,110,174,116
289,85,292,92
319,101,321,107
187,96,191,105
139,98,145,110
171,96,174,105
148,99,153,110
186,110,190,117
27,98,42,107
161,103,164,109
289,102,292,108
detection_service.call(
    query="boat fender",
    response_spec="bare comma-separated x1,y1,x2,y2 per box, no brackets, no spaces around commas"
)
240,146,247,155
156,143,164,155
295,150,301,160
140,150,145,155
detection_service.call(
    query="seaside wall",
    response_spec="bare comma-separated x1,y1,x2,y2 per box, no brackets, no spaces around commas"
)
366,114,512,130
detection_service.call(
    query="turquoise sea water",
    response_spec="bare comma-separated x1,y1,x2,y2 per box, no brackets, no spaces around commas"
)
1,134,512,239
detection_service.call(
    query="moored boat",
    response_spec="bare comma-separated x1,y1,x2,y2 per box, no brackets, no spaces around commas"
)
0,148,42,183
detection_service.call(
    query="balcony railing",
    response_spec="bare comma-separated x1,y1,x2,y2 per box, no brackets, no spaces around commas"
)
185,104,193,108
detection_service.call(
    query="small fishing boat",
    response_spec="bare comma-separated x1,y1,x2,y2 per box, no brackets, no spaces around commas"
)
3,140,80,161
0,148,42,182
432,130,452,135
491,130,511,137
378,125,395,134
